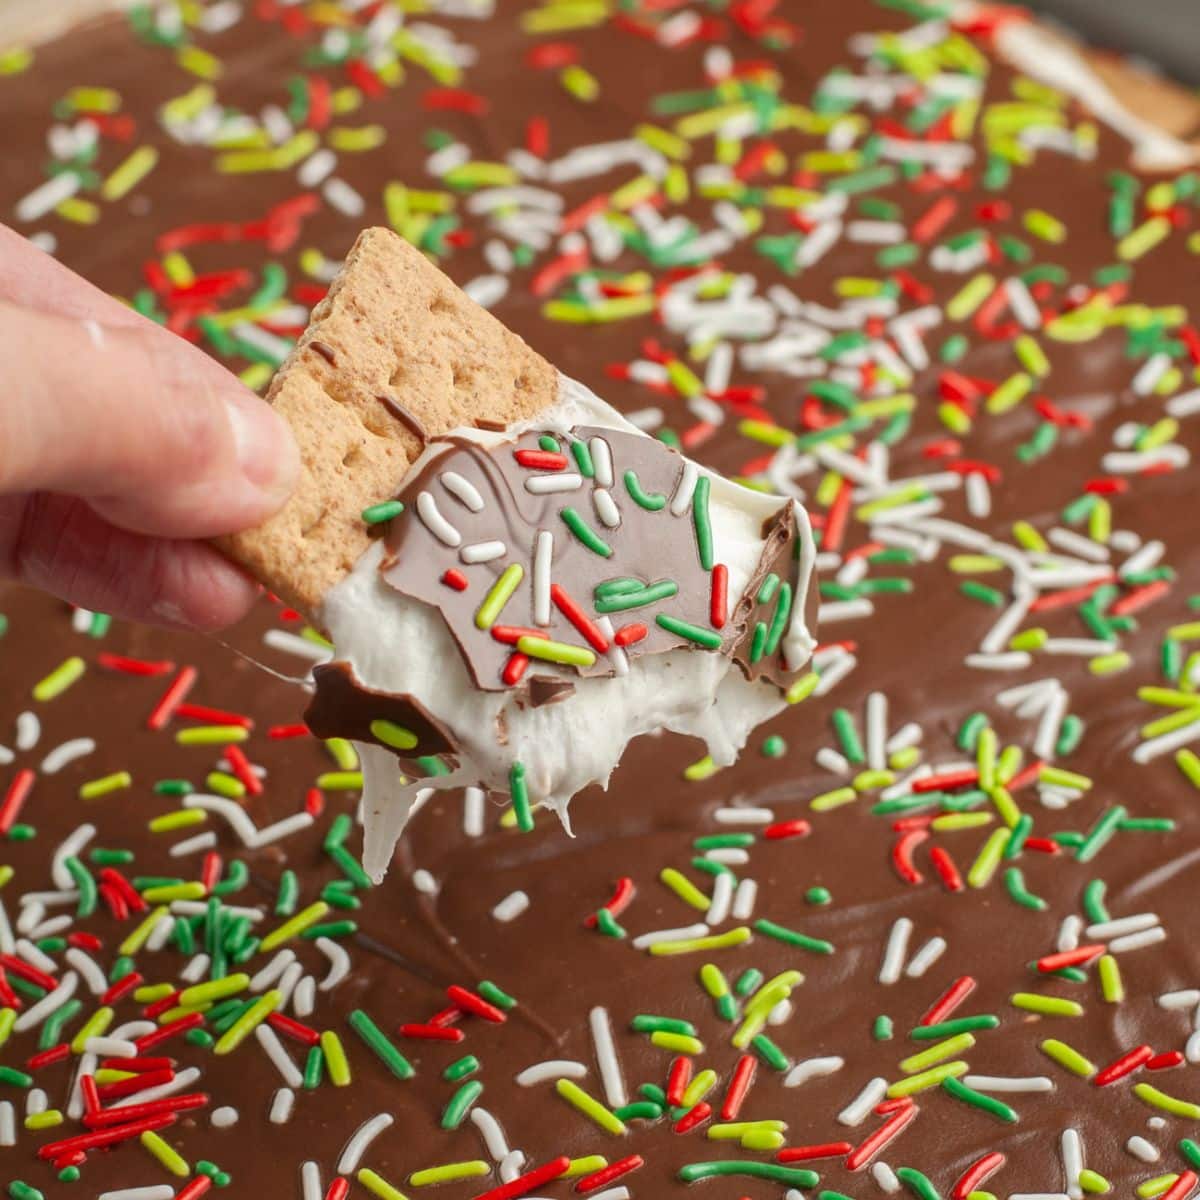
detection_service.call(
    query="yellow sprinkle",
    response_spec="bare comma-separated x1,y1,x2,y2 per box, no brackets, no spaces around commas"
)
563,1157,608,1178
120,907,169,956
650,1031,704,1055
213,990,280,1055
143,883,206,905
1137,1175,1179,1199
521,1,609,33
79,771,132,801
70,1006,114,1054
179,974,249,1008
321,1030,351,1086
101,146,160,202
681,1068,718,1108
684,754,722,781
0,48,34,76
409,1161,490,1187
938,401,972,436
660,868,711,912
356,1167,409,1200
175,725,248,745
134,984,176,1004
555,1078,626,1135
1117,217,1171,262
476,564,525,629
887,1061,968,1097
649,927,751,956
635,123,690,159
966,828,1009,888
148,810,206,834
67,85,121,112
141,1129,190,1176
260,902,330,952
325,737,359,770
176,44,222,79
0,1007,17,1049
24,1110,63,1131
206,771,246,799
1011,993,1083,1017
900,1034,976,1074
986,372,1033,415
561,64,599,101
0,867,12,890
931,813,992,832
810,786,857,812
1175,748,1200,789
370,720,418,752
329,124,387,152
33,656,86,702
1134,1083,1200,1120
1089,652,1130,676
315,771,363,791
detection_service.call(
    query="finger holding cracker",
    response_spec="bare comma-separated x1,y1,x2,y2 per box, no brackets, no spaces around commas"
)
224,228,818,881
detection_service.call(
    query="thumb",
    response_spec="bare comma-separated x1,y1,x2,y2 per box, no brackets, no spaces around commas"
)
0,298,299,539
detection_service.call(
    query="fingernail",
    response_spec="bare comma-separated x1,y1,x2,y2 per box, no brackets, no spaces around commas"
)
224,391,299,502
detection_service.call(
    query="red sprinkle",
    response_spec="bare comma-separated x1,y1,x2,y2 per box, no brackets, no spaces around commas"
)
135,1014,204,1053
0,954,58,994
613,623,648,647
325,1179,350,1200
1148,1051,1186,1071
952,1151,1006,1200
398,1024,464,1042
146,666,197,731
674,1100,711,1133
720,1054,757,1120
1093,1044,1153,1086
268,724,310,739
177,1177,213,1200
423,87,488,116
912,195,957,244
710,563,729,629
502,653,530,687
526,42,580,69
514,448,569,470
583,877,636,928
575,1154,643,1193
1112,580,1171,616
891,829,928,885
83,1092,208,1129
1037,945,1105,973
26,1044,70,1071
913,768,978,793
551,584,610,653
920,976,976,1026
448,985,506,1024
929,845,964,892
845,1100,918,1170
224,744,263,796
268,1012,321,1047
97,653,175,676
200,853,222,894
472,1156,571,1200
764,818,811,841
666,1055,692,1106
175,702,253,728
38,1113,177,1160
1163,1172,1200,1200
0,768,35,835
776,1141,853,1163
442,569,470,592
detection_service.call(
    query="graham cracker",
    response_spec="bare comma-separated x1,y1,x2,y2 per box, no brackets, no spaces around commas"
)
220,228,558,616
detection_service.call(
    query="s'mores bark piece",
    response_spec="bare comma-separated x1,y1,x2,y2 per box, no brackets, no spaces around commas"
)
224,228,818,881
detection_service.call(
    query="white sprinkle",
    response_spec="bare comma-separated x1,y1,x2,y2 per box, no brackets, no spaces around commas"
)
865,692,888,771
963,1075,1054,1093
1062,1128,1084,1200
905,936,946,978
297,147,337,187
1158,989,1200,1010
147,916,176,952
980,595,1032,655
1133,352,1172,396
471,1106,510,1161
417,491,462,547
251,950,297,993
732,878,757,921
1048,527,1109,562
322,176,364,217
1187,1031,1200,1064
873,1162,902,1193
1006,276,1042,328
465,273,509,308
670,461,698,516
631,923,708,950
966,651,1032,671
316,936,351,991
964,471,991,519
0,1101,14,1147
14,712,39,752
516,1060,587,1087
589,1006,627,1107
211,1106,239,1128
838,1076,888,1125
589,437,614,488
277,962,304,1010
98,1188,174,1200
493,891,530,922
464,787,486,837
886,723,923,753
593,487,621,528
170,831,219,858
111,1066,200,1110
293,975,316,1019
1167,388,1200,418
413,869,438,896
816,746,851,774
255,1024,303,1089
337,1112,394,1174
706,871,734,926
14,969,78,1033
262,629,332,663
819,599,874,623
272,1089,297,1126
1134,722,1200,763
713,807,773,825
525,471,583,494
40,737,95,775
25,1088,47,1117
587,1189,631,1200
814,652,857,697
879,917,913,985
784,1056,844,1088
179,954,211,984
461,540,507,564
442,471,485,512
1126,1136,1159,1163
498,1149,526,1184
65,947,108,996
1087,913,1159,939
51,823,96,889
16,172,81,222
533,529,554,626
1109,927,1166,954
1057,915,1083,953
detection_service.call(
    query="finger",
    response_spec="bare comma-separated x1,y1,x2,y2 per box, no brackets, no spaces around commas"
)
0,493,262,631
0,222,147,328
0,298,299,540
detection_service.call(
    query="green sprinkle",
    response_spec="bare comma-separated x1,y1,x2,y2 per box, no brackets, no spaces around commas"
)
942,1075,1018,1122
873,1014,894,1041
570,439,594,478
832,708,865,764
896,1166,943,1200
753,918,833,955
761,735,787,758
750,1033,790,1071
1076,805,1127,862
510,762,533,833
1004,866,1046,911
678,1162,818,1187
806,886,832,905
560,507,613,556
362,499,404,524
441,1079,484,1129
910,1016,1000,1040
656,614,723,649
692,474,714,570
961,581,1004,607
347,1010,414,1080
593,579,678,614
624,469,667,510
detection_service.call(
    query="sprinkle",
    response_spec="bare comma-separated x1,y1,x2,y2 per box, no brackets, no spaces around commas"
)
476,565,526,630
560,507,613,557
32,657,86,702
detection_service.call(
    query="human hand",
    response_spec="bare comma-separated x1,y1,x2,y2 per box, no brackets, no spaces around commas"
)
0,224,299,630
